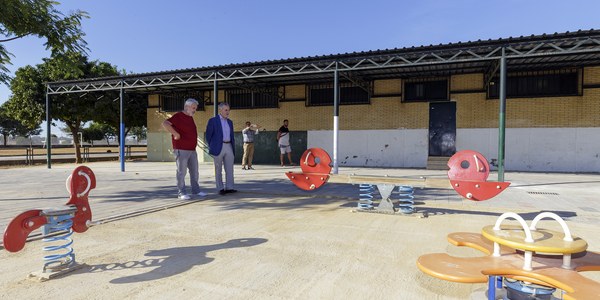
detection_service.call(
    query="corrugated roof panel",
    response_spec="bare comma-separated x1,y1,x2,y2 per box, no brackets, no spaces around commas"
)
47,29,600,93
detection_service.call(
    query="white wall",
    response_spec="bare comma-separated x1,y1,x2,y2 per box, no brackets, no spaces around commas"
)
308,128,600,172
308,129,428,168
147,131,210,163
457,128,600,172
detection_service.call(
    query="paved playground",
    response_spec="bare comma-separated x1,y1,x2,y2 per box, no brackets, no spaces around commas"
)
1,161,600,299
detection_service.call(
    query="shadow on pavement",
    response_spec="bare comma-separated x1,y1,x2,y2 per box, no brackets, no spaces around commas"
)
82,238,268,284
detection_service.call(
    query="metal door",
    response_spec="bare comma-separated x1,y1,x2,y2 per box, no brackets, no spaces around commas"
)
428,102,456,156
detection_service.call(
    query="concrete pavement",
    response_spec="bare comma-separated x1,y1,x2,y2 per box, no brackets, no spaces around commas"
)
0,161,599,299
2,161,600,246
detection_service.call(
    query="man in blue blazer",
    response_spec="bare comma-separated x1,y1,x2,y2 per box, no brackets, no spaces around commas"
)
205,103,236,195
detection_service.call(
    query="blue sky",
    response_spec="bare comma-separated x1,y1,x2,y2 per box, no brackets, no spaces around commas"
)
1,0,599,134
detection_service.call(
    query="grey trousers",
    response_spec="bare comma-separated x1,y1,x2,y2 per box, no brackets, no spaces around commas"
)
174,149,200,195
212,143,235,190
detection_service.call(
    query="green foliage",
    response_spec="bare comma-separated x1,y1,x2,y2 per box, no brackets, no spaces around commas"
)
0,0,89,84
87,122,116,145
129,126,147,141
4,65,46,129
81,124,103,144
7,52,121,126
0,102,40,145
6,52,121,162
92,92,147,143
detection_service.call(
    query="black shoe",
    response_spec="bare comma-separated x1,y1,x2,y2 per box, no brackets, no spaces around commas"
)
225,189,237,194
219,189,227,195
241,166,247,170
248,166,254,170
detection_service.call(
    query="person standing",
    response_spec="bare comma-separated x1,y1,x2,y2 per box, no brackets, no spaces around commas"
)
162,98,208,200
205,103,237,195
277,119,294,167
241,121,261,170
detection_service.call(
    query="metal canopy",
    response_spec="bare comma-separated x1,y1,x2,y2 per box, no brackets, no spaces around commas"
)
47,30,600,95
44,29,600,173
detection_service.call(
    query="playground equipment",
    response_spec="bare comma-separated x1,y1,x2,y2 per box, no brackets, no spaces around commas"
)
285,148,510,214
3,166,96,281
417,212,600,299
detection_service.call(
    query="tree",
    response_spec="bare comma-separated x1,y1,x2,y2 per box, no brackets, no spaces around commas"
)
4,65,45,129
0,102,40,145
129,126,147,143
92,92,147,145
6,52,120,163
81,124,104,146
85,122,115,146
0,0,88,84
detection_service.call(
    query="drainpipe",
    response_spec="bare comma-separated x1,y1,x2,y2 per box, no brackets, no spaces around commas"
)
333,61,339,174
498,47,507,181
213,71,218,116
120,81,125,172
46,85,52,169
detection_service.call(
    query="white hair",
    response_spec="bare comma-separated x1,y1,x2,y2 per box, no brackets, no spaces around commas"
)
218,102,230,111
184,98,199,107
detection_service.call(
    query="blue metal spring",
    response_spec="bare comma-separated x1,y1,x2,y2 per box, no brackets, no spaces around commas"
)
394,185,415,214
358,184,375,209
504,278,555,299
42,214,75,272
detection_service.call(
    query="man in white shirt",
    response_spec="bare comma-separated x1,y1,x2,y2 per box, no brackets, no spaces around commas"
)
277,119,295,167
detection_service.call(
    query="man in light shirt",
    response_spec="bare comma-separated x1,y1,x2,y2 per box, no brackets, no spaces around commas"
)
241,121,261,170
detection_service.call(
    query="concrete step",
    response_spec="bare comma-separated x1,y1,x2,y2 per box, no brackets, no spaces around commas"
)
427,156,451,170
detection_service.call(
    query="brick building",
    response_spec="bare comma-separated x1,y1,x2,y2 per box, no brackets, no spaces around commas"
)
48,30,600,172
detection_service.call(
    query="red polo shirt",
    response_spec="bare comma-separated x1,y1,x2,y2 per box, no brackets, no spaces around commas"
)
167,112,197,150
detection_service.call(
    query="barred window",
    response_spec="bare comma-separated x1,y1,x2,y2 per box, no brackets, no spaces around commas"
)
404,78,448,102
226,87,279,109
488,69,580,98
159,91,206,112
307,82,371,106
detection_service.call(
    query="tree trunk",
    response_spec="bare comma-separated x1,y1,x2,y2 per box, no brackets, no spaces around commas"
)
68,124,82,164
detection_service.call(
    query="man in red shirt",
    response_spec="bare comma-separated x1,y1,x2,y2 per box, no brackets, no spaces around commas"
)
162,98,208,200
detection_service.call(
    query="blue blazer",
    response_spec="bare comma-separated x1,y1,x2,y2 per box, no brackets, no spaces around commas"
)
205,116,235,156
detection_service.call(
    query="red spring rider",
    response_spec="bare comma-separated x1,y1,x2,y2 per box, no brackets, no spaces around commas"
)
3,166,96,273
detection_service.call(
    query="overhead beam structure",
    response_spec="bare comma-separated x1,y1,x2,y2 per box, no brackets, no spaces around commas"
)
45,30,600,171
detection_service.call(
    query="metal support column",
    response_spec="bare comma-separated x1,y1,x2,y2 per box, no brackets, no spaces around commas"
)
213,71,218,116
333,61,340,174
119,82,125,172
497,48,507,181
45,85,52,169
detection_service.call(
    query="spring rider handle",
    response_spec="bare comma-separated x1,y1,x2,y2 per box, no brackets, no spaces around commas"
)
3,210,46,252
66,166,96,233
3,166,96,252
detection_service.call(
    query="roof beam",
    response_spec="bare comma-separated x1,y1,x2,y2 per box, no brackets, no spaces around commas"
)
47,34,600,94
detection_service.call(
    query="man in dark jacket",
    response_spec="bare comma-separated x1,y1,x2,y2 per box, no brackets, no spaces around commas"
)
205,103,237,195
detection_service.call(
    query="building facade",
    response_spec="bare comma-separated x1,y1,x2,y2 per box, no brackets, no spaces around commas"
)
47,30,600,173
147,66,600,172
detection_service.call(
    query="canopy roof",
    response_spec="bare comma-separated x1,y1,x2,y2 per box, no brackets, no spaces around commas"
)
47,29,600,95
